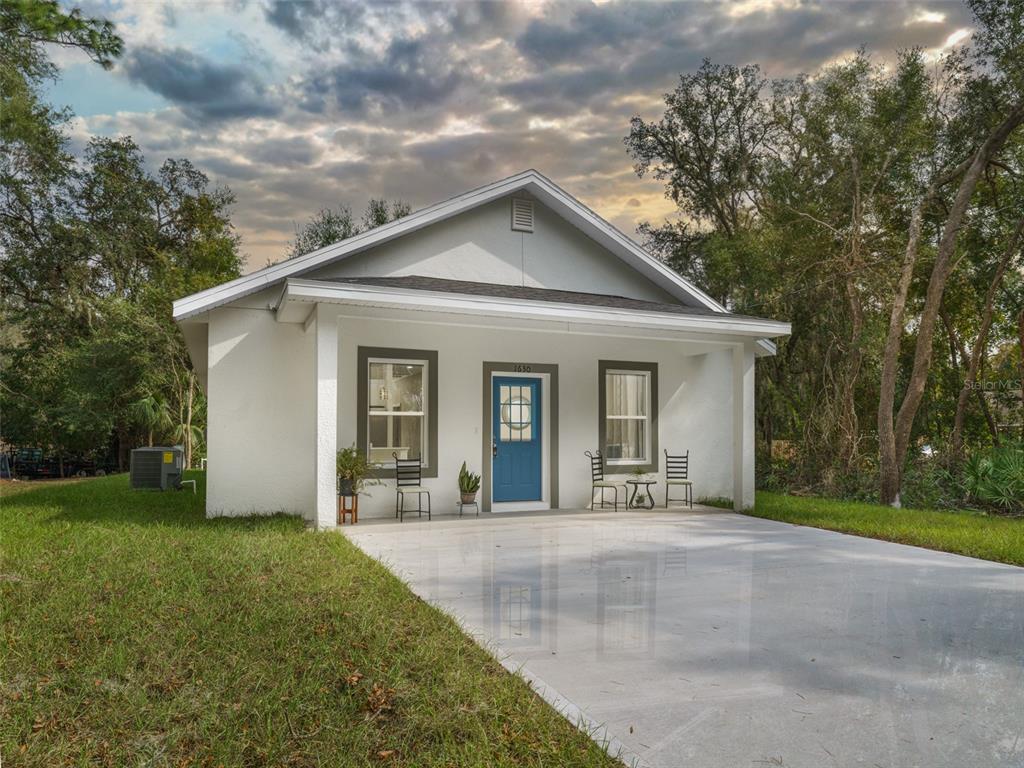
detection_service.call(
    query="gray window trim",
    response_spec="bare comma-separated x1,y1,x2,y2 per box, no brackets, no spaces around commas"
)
598,360,658,473
357,346,438,479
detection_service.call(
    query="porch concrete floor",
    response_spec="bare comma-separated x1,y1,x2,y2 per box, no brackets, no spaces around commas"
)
343,509,1024,768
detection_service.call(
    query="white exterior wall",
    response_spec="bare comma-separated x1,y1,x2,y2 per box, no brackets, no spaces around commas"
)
335,315,744,519
307,195,679,304
204,306,755,520
200,196,763,521
206,307,315,518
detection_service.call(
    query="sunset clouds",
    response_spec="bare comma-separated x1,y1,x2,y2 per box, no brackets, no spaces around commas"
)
56,0,974,268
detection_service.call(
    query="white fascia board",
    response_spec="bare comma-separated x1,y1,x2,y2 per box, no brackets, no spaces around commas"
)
172,169,730,322
277,279,792,340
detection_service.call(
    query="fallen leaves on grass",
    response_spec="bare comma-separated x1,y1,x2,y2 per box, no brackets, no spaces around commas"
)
365,682,395,716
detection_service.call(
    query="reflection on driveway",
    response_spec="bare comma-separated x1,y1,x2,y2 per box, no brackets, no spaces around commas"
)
344,510,1024,768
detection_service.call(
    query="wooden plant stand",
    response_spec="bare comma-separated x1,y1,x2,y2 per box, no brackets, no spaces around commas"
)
338,494,358,525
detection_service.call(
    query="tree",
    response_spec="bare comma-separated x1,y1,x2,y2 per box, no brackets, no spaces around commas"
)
285,198,411,260
1,3,242,470
877,0,1024,505
626,53,937,483
0,0,122,76
362,197,411,231
948,216,1024,454
285,205,358,260
626,0,1024,507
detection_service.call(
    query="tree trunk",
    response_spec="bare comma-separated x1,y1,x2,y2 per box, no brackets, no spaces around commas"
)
942,306,999,449
839,158,866,469
878,191,931,506
879,101,1024,505
1019,308,1024,440
839,278,865,467
950,216,1024,455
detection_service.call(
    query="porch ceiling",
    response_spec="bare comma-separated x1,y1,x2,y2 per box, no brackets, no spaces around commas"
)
275,278,790,350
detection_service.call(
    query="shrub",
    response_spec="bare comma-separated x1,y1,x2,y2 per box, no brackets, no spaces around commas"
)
961,442,1024,513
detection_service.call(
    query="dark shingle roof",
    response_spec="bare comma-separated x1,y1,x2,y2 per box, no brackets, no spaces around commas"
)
312,275,769,321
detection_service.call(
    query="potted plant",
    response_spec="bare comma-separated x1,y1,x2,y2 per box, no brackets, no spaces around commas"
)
631,465,647,505
336,445,374,497
458,461,481,504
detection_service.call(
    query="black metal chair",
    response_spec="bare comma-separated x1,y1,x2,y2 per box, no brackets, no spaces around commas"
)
585,450,628,511
664,449,693,509
394,452,430,521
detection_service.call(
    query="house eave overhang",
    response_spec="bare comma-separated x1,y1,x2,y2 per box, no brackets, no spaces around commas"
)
276,279,792,341
171,169,737,324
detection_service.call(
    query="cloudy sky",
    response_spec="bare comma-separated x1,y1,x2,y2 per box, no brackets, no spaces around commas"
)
51,0,974,271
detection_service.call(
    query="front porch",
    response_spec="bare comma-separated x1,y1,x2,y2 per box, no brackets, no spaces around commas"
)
327,501,728,529
282,277,786,529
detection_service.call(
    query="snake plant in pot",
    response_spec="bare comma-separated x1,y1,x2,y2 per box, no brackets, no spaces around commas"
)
458,461,481,504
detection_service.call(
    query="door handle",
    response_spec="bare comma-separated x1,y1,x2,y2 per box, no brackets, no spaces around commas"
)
492,441,498,457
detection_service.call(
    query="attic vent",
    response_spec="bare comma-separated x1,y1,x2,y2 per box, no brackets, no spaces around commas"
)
511,198,534,233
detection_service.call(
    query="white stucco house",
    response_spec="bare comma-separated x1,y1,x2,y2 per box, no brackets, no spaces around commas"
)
173,170,790,528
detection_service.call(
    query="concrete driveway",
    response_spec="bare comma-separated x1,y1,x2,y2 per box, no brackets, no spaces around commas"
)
344,509,1024,768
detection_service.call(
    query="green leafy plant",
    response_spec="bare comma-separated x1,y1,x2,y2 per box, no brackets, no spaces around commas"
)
458,462,481,495
336,445,378,495
961,442,1024,513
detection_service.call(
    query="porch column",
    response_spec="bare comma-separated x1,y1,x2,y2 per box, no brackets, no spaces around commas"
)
313,304,338,529
732,343,755,511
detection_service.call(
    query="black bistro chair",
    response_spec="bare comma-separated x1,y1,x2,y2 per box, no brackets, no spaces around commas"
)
585,450,628,511
664,449,693,509
394,452,430,521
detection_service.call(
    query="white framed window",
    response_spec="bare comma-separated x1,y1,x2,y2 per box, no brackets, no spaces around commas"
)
367,358,428,467
599,360,658,471
605,370,650,464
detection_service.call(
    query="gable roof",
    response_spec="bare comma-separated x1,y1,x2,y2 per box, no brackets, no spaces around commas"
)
171,169,729,322
314,276,778,323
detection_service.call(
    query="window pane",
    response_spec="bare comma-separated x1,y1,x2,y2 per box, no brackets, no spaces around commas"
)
368,414,422,464
370,362,424,413
367,359,426,465
606,373,647,417
605,418,646,461
499,384,533,443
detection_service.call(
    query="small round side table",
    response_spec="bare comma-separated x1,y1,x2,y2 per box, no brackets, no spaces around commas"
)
625,479,657,510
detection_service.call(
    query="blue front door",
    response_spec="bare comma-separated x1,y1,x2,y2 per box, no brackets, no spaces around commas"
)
492,377,542,502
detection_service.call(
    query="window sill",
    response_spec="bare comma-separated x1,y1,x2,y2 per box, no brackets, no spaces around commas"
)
606,461,658,474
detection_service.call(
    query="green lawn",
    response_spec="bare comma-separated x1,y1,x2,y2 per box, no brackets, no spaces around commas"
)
0,475,617,767
747,491,1024,566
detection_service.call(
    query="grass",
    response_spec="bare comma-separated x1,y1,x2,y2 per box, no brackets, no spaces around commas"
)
0,474,618,767
747,491,1024,567
696,496,733,510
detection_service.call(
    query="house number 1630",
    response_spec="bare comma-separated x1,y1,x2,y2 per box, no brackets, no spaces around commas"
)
513,364,532,373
